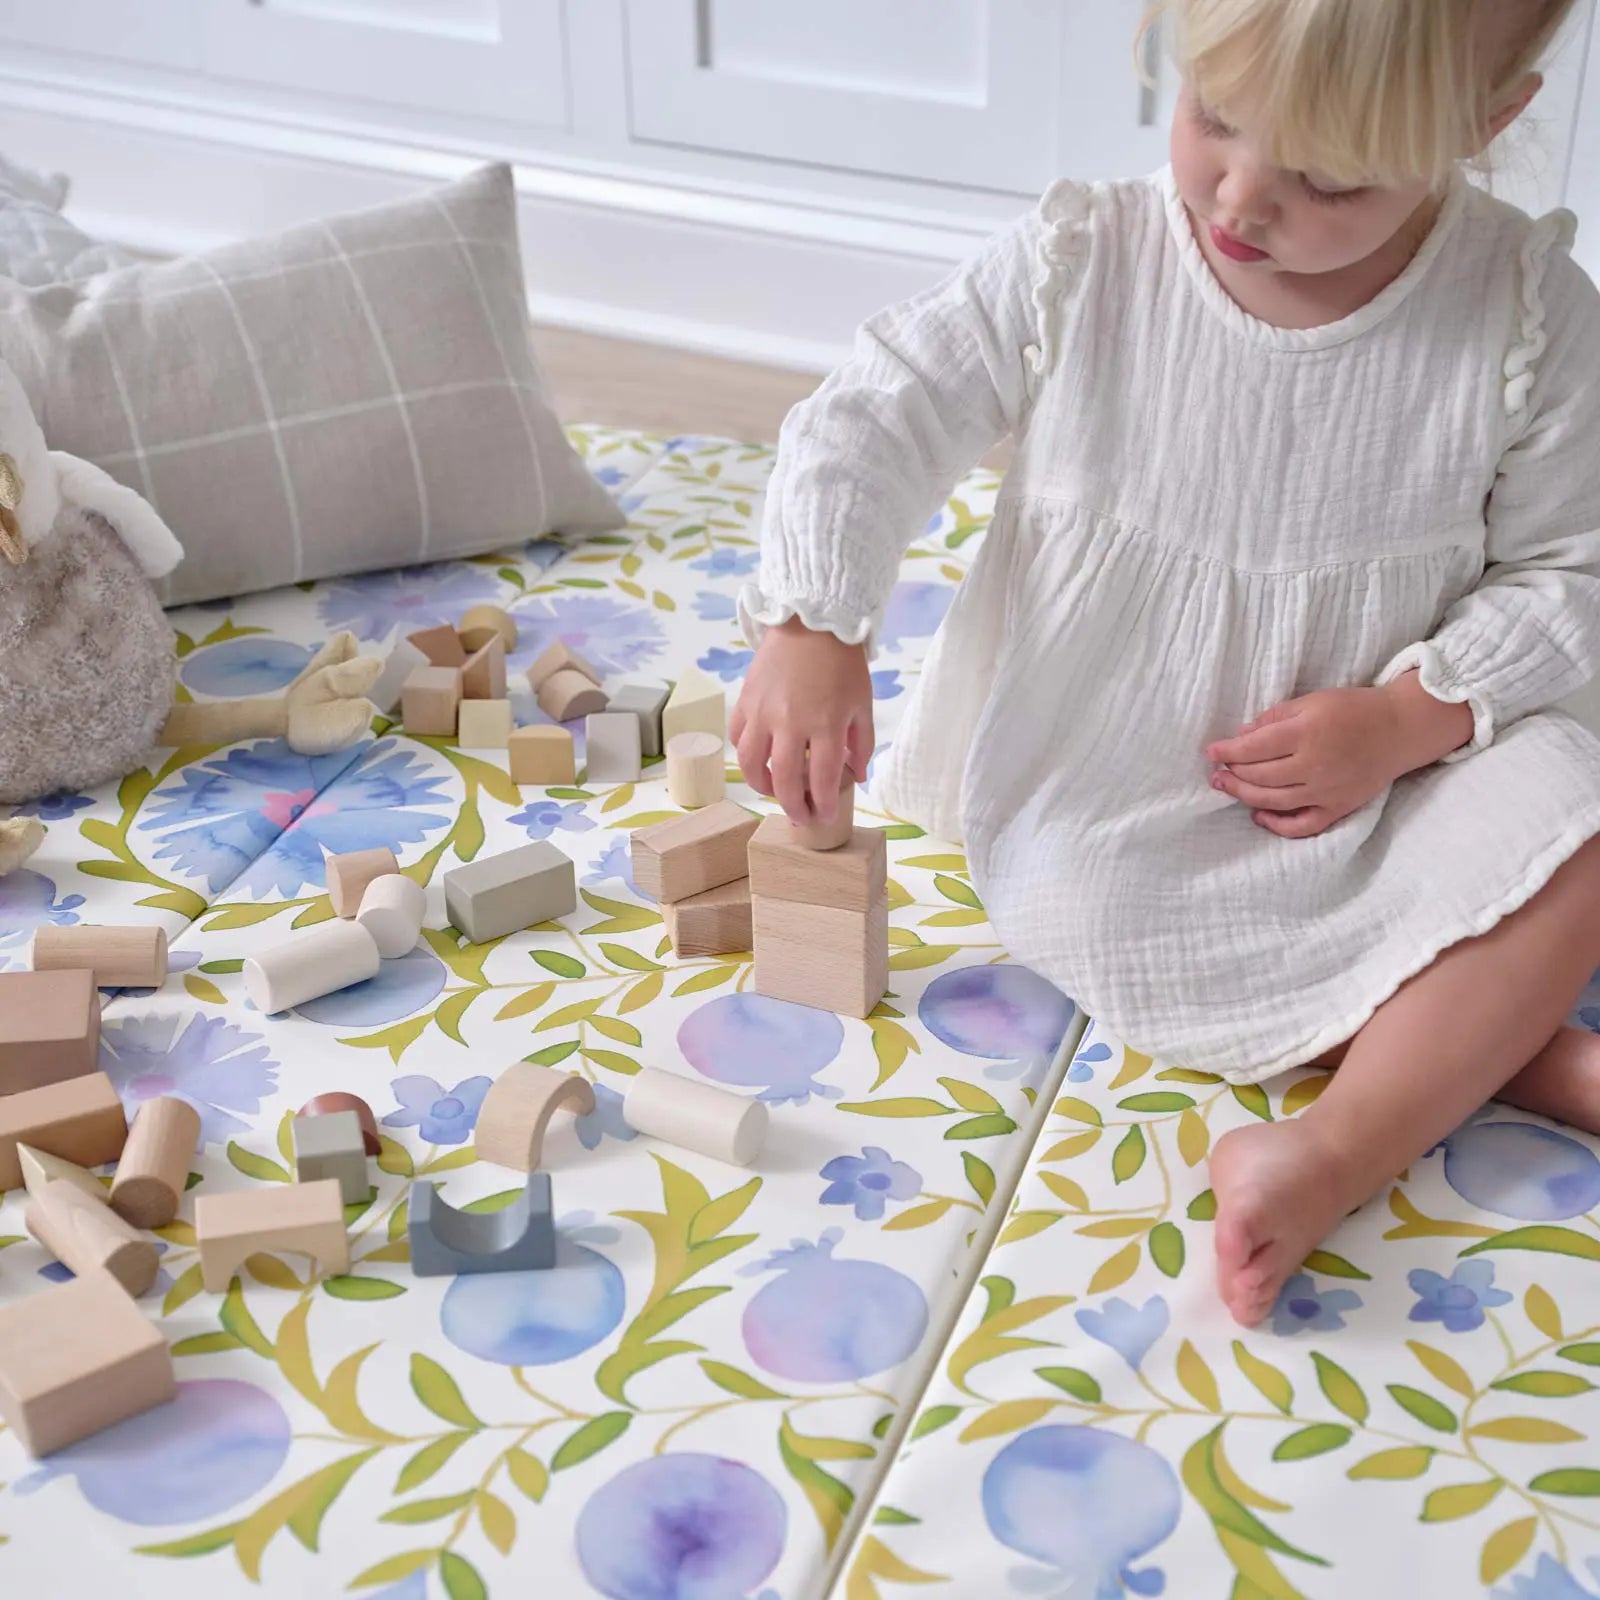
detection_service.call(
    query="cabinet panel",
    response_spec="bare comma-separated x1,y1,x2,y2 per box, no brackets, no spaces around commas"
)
0,0,205,70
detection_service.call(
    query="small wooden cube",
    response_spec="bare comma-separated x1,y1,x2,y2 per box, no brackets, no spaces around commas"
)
752,891,889,1018
585,711,642,784
747,814,888,911
369,636,430,714
526,640,601,692
457,604,517,654
665,877,752,958
631,801,759,905
300,1092,382,1157
408,624,468,668
458,699,514,749
608,679,671,758
0,970,101,1096
402,666,463,737
326,847,400,917
443,842,577,944
461,636,507,700
291,1110,371,1205
509,725,577,786
662,667,726,746
0,1073,128,1193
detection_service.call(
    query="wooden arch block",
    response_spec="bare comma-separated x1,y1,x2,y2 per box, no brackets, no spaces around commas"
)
475,1065,596,1172
194,1179,350,1293
458,604,517,654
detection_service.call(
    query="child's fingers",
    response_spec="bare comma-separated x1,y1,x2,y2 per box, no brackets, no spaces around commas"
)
769,735,812,823
846,715,875,784
1223,754,1302,786
1252,806,1331,839
1212,769,1305,810
1205,720,1298,765
806,734,849,823
729,698,748,749
735,724,775,799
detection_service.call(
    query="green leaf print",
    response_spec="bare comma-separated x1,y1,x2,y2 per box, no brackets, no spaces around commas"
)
1558,1343,1600,1366
439,1550,489,1600
1272,1425,1351,1462
945,1114,1018,1140
1232,1343,1294,1414
395,1434,476,1493
1347,1447,1435,1480
1181,1424,1328,1564
505,1447,550,1504
963,1152,997,1206
1460,1226,1600,1263
699,1359,788,1400
382,1493,475,1526
321,1276,406,1300
409,1354,485,1430
911,1405,963,1439
1037,1367,1102,1403
1117,1093,1196,1113
1421,1480,1503,1521
1112,1126,1147,1184
1149,1222,1186,1278
1491,1371,1595,1397
1387,1385,1459,1433
226,1142,290,1184
1528,1469,1600,1496
553,1412,633,1471
779,1414,855,1554
1311,1352,1370,1424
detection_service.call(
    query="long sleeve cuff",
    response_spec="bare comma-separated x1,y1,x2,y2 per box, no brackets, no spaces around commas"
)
737,581,882,657
1376,640,1497,763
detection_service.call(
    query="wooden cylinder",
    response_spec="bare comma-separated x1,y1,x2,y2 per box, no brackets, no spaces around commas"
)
538,668,607,722
624,1067,767,1167
789,772,856,851
26,1178,159,1297
109,1096,200,1229
355,873,426,958
300,1092,381,1157
244,921,380,1014
30,924,168,987
666,731,726,809
325,847,400,917
457,604,517,653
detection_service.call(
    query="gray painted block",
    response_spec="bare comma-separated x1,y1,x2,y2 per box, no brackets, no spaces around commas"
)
443,841,576,944
608,680,671,758
370,637,430,715
291,1110,370,1204
585,711,642,784
409,1174,555,1275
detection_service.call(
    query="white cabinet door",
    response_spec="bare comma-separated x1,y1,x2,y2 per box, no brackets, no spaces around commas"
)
201,0,570,129
0,0,205,69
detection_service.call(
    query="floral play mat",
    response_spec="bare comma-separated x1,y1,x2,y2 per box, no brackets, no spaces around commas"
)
1,429,1598,1600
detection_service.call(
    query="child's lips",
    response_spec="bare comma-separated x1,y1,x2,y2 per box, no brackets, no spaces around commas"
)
1211,223,1270,263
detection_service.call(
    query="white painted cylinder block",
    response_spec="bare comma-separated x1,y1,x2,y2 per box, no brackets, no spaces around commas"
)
356,873,427,958
244,920,380,1014
666,731,726,809
624,1066,768,1167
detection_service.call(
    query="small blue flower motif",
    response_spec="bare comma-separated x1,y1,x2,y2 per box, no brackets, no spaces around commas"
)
508,799,597,842
1578,1005,1600,1035
575,1084,638,1151
923,509,947,537
584,838,644,898
698,646,754,683
592,465,629,488
382,1075,492,1145
1271,1274,1363,1337
1067,1041,1114,1084
870,670,903,701
689,548,761,578
15,791,94,821
1494,1554,1600,1600
818,1147,922,1221
1408,1261,1513,1334
522,538,567,574
694,591,739,624
0,869,85,963
1074,1296,1170,1371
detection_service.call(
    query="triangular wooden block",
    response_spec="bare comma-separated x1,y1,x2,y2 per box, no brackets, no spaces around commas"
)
662,667,726,747
16,1142,107,1204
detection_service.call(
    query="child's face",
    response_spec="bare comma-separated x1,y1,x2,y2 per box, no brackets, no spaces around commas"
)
1170,85,1437,282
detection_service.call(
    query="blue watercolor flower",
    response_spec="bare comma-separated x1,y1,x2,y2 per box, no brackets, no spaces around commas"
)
505,593,666,681
383,1075,491,1145
1495,1555,1600,1600
689,548,760,578
694,590,738,623
879,581,953,653
316,563,502,642
592,464,630,488
1067,1041,1114,1084
14,790,94,821
180,639,315,697
1271,1274,1363,1337
679,993,845,1105
919,965,1076,1062
819,1146,922,1221
870,669,904,701
576,1084,638,1151
522,537,567,573
292,948,448,1026
369,1576,428,1600
0,868,84,964
584,838,644,898
1075,1296,1170,1371
698,645,753,682
138,738,450,897
1408,1261,1513,1334
508,799,597,842
99,1014,278,1148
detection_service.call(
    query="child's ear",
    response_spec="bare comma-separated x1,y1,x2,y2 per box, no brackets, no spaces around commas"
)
1484,71,1543,144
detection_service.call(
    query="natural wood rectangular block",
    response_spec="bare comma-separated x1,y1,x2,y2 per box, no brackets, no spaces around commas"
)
402,666,462,737
585,711,642,783
195,1178,350,1293
747,814,888,911
408,624,468,668
661,667,726,746
664,877,752,958
443,842,577,944
752,891,889,1018
30,924,168,988
509,725,576,785
0,1073,128,1192
0,969,101,1095
608,679,670,758
326,847,400,917
631,801,758,905
461,635,508,700
458,698,514,749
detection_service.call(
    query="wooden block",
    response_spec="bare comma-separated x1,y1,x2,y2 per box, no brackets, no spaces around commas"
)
0,1270,175,1457
300,1093,381,1157
666,731,726,808
408,624,468,668
26,1178,160,1297
0,969,100,1095
664,877,752,958
752,891,889,1018
369,636,431,714
538,668,608,722
356,873,426,958
30,925,168,988
662,667,726,746
243,920,381,1014
410,1174,554,1276
631,801,758,904
443,842,576,944
585,711,642,784
0,1074,127,1193
457,698,514,749
509,725,576,786
624,1068,767,1167
526,640,601,692
461,635,507,700
747,814,888,911
608,679,670,758
402,665,463,737
476,1064,596,1171
16,1144,106,1204
457,604,517,654
788,772,856,851
195,1178,350,1294
326,846,400,916
291,1110,370,1205
108,1096,200,1229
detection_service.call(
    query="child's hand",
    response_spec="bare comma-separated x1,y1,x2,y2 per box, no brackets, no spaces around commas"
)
1205,673,1475,838
732,617,874,824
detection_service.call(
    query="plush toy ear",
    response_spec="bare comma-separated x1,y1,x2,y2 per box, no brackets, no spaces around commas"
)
49,451,183,578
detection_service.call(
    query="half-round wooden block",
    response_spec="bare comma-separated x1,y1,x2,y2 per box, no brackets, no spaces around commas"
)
475,1064,596,1172
538,669,608,723
458,604,517,654
299,1092,382,1156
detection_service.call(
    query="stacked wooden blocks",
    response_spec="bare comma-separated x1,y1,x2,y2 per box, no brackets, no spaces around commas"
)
400,606,518,740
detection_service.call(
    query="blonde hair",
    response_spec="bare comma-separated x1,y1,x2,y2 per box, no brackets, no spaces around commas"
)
1141,0,1579,186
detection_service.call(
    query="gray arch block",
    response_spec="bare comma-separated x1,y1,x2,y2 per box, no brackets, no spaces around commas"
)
409,1174,555,1277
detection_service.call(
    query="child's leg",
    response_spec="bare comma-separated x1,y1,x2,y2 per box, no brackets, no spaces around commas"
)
1212,833,1600,1327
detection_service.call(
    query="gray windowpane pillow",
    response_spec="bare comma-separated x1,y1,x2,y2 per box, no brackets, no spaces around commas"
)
0,162,622,606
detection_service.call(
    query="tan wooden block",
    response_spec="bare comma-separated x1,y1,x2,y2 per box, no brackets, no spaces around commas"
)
661,667,726,746
26,1179,159,1297
788,772,856,851
666,731,726,808
526,640,601,692
402,666,463,737
326,847,401,916
0,1073,128,1193
752,891,889,1018
30,924,168,988
461,635,507,699
408,624,468,668
664,877,752,958
0,969,101,1096
17,1144,106,1205
195,1178,350,1294
476,1064,596,1172
509,725,576,786
631,801,759,904
457,604,517,654
0,1269,175,1457
747,814,888,911
458,698,514,749
538,668,608,722
109,1096,201,1229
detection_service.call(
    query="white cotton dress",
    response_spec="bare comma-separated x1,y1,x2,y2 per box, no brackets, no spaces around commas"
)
740,169,1600,1083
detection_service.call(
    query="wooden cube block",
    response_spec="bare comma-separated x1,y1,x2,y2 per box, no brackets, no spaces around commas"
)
585,711,642,783
509,725,576,786
408,624,468,668
747,814,888,911
401,666,462,737
664,877,752,958
369,636,430,714
457,604,517,654
666,731,726,808
458,699,514,749
30,924,168,988
631,801,758,904
443,842,576,944
0,969,100,1095
461,635,508,700
0,1270,175,1457
291,1110,370,1204
538,669,607,723
526,640,601,692
326,846,400,916
752,891,889,1018
0,1073,128,1193
662,667,726,746
608,679,670,758
195,1178,350,1293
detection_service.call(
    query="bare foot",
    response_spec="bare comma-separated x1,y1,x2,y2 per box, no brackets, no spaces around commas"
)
1211,1118,1355,1327
1498,1025,1600,1132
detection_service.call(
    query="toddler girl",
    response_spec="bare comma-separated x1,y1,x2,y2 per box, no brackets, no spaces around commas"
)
731,0,1600,1326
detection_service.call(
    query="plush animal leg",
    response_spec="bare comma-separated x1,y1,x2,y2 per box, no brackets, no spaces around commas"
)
0,817,44,875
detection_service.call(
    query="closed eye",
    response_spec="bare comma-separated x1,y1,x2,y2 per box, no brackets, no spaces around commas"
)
1299,173,1369,205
